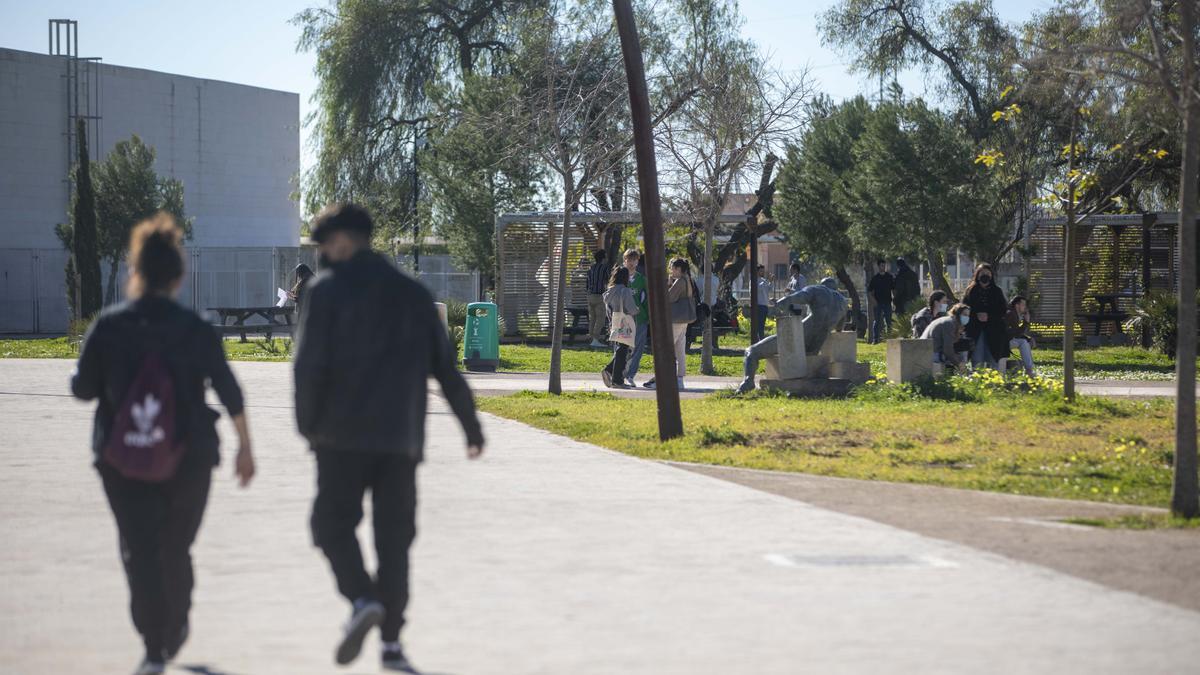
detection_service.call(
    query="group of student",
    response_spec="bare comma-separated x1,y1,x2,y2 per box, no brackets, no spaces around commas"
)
910,263,1037,376
598,249,696,390
72,204,482,675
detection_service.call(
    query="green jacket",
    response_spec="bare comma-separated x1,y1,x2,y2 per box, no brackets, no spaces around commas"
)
629,271,649,324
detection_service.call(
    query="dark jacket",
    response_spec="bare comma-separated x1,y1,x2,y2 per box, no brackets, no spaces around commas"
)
910,306,945,339
963,283,1010,359
293,250,483,460
71,296,245,468
1005,308,1032,341
867,272,895,305
893,264,920,312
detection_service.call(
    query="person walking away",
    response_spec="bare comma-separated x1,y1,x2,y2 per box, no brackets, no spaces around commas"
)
1005,295,1037,376
921,303,971,373
291,263,315,317
786,262,807,293
892,258,920,315
601,266,637,388
71,214,256,675
753,264,771,340
962,263,1009,369
585,249,611,348
294,203,485,671
622,249,650,386
867,259,895,343
910,290,949,338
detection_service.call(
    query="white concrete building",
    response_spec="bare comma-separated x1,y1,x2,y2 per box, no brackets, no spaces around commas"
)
0,47,301,332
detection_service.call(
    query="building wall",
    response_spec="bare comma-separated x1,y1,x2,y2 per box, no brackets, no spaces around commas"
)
0,48,300,332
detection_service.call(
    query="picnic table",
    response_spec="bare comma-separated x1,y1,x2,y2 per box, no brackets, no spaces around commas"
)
209,306,295,342
1076,293,1130,346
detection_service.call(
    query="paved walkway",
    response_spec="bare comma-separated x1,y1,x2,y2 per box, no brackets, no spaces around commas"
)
1,359,1198,674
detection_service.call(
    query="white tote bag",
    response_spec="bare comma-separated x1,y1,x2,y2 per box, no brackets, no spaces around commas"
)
609,310,636,347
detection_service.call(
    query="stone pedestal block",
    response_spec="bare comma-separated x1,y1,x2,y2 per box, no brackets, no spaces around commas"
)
828,361,871,383
887,339,933,384
776,314,808,379
759,377,855,397
763,356,781,381
820,331,857,364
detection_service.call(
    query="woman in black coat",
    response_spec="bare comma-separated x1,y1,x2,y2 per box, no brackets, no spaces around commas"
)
961,263,1009,368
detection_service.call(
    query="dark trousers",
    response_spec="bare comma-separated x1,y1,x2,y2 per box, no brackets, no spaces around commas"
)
312,450,417,642
754,305,768,341
99,458,212,658
605,343,630,385
871,302,893,343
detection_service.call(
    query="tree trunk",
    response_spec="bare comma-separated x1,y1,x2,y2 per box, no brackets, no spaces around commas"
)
1063,114,1079,402
835,266,861,335
548,172,574,395
1172,0,1198,519
700,212,716,374
614,0,683,439
924,246,957,302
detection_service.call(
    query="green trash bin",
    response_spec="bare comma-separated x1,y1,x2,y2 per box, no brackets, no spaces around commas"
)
463,301,499,372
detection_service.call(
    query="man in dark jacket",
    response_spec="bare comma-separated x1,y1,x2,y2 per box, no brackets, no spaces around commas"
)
893,257,921,315
294,203,485,672
866,259,895,344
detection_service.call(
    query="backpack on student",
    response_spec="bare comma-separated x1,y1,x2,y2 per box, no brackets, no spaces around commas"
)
104,351,185,482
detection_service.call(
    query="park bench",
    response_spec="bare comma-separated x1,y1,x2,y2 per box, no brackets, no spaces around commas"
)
209,306,294,343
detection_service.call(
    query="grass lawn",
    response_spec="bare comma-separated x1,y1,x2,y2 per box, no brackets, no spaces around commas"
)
1,334,1187,381
477,382,1184,508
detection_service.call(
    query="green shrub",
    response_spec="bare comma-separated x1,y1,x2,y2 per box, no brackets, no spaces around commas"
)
1125,290,1197,359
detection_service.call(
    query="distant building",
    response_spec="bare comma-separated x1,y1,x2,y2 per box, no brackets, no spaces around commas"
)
0,47,301,333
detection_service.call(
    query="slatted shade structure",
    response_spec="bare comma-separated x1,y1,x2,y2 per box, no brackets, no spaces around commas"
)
1025,212,1184,341
495,211,746,340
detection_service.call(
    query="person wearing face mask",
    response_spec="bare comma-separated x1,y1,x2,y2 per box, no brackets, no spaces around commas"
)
910,290,949,338
962,263,1010,369
921,302,971,372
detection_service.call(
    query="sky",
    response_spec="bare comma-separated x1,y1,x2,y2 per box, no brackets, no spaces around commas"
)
0,0,1059,177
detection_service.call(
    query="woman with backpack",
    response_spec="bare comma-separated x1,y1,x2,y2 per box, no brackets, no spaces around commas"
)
71,213,256,675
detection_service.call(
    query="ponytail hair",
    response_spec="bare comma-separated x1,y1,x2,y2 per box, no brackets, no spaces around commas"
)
127,212,185,298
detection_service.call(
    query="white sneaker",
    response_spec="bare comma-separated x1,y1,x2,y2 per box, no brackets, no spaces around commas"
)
133,660,165,675
590,339,606,348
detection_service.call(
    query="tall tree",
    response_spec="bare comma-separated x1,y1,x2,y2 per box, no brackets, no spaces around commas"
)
1036,0,1200,517
295,0,534,268
842,97,989,299
775,96,871,327
70,118,102,319
92,136,190,303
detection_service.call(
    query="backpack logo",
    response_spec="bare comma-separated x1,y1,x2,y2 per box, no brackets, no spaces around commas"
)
104,351,184,482
125,394,166,448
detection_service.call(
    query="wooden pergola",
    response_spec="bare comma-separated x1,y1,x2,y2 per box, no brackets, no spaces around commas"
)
1026,211,1188,346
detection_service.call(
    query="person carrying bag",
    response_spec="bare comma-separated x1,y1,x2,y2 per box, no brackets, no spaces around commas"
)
602,266,638,388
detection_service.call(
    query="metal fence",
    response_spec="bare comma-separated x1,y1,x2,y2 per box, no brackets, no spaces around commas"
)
0,246,317,334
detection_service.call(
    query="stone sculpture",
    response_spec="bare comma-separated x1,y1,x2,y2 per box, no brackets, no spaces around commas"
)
737,277,849,394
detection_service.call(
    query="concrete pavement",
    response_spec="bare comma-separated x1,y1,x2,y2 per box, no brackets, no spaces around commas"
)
1,359,1199,674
